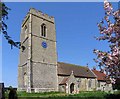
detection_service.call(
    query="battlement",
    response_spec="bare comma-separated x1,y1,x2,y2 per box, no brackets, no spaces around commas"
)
22,8,54,27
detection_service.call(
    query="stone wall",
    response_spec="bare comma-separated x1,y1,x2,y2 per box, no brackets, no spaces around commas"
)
32,62,58,92
31,36,57,64
87,78,96,91
18,12,29,91
96,81,113,91
30,9,58,92
59,85,66,92
79,78,87,91
58,76,97,93
18,65,27,91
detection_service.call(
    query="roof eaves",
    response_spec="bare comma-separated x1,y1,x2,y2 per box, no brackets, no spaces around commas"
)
91,69,97,78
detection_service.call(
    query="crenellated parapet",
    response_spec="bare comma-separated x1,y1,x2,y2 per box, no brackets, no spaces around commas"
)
22,8,54,27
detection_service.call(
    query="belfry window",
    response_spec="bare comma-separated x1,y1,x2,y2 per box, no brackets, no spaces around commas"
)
41,23,46,37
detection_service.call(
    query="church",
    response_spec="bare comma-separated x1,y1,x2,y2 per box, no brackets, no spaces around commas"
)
18,8,112,94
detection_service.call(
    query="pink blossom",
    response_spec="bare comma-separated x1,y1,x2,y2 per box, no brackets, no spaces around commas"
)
94,0,120,83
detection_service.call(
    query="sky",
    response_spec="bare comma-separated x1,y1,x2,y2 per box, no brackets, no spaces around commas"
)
2,2,118,87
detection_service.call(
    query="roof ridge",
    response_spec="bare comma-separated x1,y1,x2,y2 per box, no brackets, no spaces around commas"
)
58,61,88,68
92,69,106,74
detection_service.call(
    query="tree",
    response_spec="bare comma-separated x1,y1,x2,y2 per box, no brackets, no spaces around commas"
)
93,0,120,83
0,2,20,49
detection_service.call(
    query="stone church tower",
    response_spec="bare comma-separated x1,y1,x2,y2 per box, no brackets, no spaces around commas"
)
18,8,58,92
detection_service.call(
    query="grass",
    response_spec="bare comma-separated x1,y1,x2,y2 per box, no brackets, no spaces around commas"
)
5,91,67,98
75,91,111,99
17,91,66,97
5,90,120,99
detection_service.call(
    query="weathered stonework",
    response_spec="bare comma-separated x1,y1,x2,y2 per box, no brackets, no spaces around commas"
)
58,73,97,94
18,8,58,92
96,81,112,92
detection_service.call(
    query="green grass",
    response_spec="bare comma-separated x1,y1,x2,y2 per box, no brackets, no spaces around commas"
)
73,91,108,99
17,91,66,97
5,91,67,98
5,91,120,99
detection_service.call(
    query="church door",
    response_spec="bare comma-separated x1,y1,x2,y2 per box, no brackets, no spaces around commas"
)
70,83,74,93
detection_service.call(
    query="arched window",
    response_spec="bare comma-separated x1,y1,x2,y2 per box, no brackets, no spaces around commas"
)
77,78,81,88
41,23,46,37
88,79,92,88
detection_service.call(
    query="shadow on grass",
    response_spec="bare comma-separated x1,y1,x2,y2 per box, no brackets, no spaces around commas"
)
105,94,120,99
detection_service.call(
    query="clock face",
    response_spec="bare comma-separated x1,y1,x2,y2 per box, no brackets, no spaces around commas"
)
41,41,47,48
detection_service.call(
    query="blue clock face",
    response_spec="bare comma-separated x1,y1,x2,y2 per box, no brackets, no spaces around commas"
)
41,41,47,48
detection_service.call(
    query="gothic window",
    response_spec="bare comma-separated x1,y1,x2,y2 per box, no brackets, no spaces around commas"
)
88,79,92,88
77,78,81,88
41,23,46,37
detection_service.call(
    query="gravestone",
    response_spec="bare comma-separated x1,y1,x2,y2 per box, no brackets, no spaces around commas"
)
0,83,4,99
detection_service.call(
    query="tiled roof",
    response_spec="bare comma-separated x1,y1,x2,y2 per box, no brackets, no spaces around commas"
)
57,62,96,78
59,77,69,85
92,69,107,81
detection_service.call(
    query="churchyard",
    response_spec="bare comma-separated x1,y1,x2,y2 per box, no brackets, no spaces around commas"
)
1,1,120,98
4,90,120,99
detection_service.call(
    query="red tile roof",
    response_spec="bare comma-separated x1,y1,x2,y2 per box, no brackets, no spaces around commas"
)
92,69,106,81
59,77,69,85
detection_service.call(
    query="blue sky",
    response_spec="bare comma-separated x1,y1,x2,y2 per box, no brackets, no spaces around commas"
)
2,2,118,87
